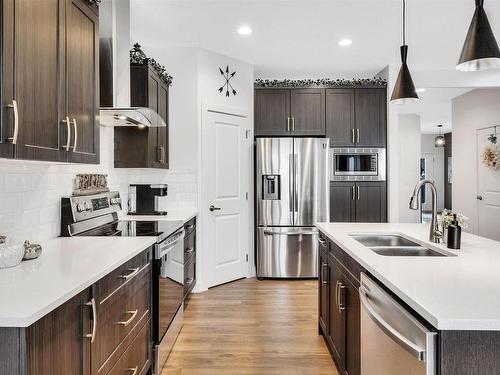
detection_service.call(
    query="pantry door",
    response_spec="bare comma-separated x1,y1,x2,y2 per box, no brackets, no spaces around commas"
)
202,107,251,288
477,127,500,241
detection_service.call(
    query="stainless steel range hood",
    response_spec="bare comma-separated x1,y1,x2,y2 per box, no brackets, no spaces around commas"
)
98,0,165,128
99,107,166,128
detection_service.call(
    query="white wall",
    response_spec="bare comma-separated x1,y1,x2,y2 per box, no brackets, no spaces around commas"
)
452,88,500,235
398,114,421,223
421,134,445,212
0,128,197,243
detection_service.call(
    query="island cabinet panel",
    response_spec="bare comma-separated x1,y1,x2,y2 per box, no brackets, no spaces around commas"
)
326,89,355,147
318,235,364,375
183,217,197,303
254,89,291,136
330,181,387,223
354,88,387,147
0,0,99,163
318,245,330,336
290,89,326,136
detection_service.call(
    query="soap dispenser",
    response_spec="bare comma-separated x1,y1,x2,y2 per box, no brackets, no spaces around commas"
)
447,214,462,250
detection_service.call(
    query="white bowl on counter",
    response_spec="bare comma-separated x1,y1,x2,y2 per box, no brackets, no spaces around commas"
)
0,242,25,269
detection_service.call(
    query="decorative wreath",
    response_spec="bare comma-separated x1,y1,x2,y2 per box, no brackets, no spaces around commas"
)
482,144,500,170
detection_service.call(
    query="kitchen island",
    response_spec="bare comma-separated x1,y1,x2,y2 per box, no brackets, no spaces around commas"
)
316,222,500,375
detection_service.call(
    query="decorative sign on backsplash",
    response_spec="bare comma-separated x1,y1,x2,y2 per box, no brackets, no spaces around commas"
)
254,77,387,88
73,174,109,196
219,66,237,97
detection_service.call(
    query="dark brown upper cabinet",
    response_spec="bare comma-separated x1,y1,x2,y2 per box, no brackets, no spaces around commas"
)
118,53,170,169
326,89,355,147
254,89,290,136
0,0,99,164
326,88,386,148
354,88,387,147
65,0,100,164
290,89,326,136
254,88,326,137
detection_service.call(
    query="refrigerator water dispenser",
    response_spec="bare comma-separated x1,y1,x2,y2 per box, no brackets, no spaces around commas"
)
262,175,280,200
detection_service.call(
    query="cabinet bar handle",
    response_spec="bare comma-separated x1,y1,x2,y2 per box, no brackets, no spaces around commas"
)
185,224,195,230
352,186,355,201
338,282,346,311
357,186,360,201
318,238,326,246
126,366,139,375
292,117,295,132
335,281,340,308
6,100,19,145
185,247,195,254
357,129,360,143
351,129,355,144
287,117,290,132
117,309,138,326
321,262,328,285
72,118,78,152
119,267,140,280
62,117,71,151
84,298,97,343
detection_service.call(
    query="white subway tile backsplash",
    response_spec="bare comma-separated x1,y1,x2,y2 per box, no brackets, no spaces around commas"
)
0,131,198,242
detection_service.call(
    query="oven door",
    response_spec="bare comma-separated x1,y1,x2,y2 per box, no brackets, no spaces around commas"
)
153,229,185,374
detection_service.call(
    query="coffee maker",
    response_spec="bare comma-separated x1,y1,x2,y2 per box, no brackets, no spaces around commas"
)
128,184,168,215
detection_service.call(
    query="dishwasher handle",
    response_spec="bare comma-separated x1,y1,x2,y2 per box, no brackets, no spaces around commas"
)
359,288,426,361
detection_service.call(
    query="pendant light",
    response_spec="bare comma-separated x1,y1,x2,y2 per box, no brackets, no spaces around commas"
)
435,125,446,147
457,0,500,72
391,0,419,104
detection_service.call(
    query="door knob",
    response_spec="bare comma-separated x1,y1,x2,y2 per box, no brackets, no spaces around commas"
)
209,205,221,212
477,195,483,201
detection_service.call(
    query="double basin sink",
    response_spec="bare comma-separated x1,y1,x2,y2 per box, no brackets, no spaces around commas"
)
350,234,456,257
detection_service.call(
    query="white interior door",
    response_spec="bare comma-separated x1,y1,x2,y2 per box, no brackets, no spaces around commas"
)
477,127,500,241
202,109,249,288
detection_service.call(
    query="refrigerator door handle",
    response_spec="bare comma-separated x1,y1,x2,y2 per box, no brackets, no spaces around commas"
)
294,154,298,213
289,154,294,218
263,230,318,236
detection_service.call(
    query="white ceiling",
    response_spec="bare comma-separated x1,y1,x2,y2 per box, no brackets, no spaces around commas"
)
398,88,472,133
130,0,500,78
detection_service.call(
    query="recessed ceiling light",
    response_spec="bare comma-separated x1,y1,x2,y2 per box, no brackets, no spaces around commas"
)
416,88,426,93
338,39,353,47
237,26,252,36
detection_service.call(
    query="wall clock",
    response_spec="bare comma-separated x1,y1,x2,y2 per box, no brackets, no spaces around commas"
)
218,66,237,97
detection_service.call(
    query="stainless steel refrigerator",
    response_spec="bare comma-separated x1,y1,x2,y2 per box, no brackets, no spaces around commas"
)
256,138,330,278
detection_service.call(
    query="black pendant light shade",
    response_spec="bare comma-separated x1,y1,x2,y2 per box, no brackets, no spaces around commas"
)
457,0,500,72
391,0,419,105
391,45,419,104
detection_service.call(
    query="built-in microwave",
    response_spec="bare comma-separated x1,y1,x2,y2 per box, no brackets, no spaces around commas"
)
330,148,386,181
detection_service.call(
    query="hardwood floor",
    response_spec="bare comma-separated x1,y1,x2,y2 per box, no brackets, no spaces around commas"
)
162,278,338,375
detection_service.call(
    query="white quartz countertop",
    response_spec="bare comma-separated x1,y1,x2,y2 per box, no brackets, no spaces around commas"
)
316,222,500,331
0,236,156,327
125,209,198,223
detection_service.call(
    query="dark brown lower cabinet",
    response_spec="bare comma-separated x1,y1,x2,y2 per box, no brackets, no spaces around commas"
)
183,217,197,303
318,246,329,335
330,181,387,223
0,248,153,375
0,288,92,375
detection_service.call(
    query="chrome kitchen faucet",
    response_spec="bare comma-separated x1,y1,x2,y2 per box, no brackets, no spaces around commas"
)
409,180,443,244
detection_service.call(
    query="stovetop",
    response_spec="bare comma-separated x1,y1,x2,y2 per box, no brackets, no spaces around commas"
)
79,220,184,243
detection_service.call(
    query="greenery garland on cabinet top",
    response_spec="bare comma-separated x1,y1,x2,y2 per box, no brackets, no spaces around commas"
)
254,77,387,88
130,43,173,87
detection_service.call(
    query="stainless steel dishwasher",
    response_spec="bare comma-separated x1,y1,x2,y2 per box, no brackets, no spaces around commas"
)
359,273,437,375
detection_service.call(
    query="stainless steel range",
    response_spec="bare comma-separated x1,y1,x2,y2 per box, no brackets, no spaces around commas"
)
60,191,185,375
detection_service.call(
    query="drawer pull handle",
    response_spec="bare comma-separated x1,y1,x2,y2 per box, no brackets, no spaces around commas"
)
125,366,138,375
84,298,97,343
186,247,195,254
117,310,138,326
185,224,195,230
119,267,140,280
